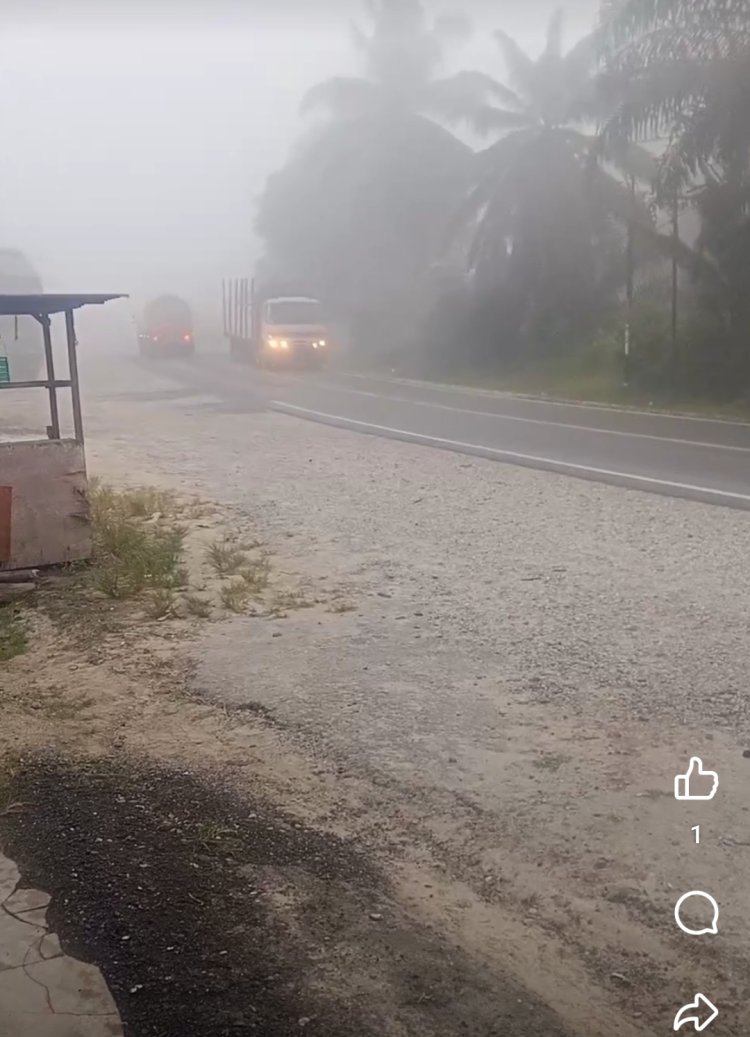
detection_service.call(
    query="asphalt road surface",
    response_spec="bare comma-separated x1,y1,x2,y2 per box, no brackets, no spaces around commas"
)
135,352,750,510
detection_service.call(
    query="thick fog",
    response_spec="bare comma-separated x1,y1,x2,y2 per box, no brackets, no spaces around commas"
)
0,1,598,346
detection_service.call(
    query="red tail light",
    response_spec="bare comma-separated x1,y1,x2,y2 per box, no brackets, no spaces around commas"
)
183,333,191,342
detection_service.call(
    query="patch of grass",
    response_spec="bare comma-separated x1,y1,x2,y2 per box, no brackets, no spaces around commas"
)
219,579,252,613
184,593,212,618
415,363,750,422
328,599,355,614
180,497,217,520
267,589,309,617
238,554,271,595
206,539,247,576
90,480,176,522
0,606,27,661
90,483,187,601
533,752,571,773
145,588,176,620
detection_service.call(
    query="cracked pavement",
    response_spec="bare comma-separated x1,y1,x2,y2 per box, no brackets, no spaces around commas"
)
0,850,123,1037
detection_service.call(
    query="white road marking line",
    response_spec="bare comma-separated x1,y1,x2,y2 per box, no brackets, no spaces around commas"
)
271,400,750,505
310,382,750,453
338,370,750,429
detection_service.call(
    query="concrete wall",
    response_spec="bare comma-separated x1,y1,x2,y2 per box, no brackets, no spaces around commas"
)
0,439,91,570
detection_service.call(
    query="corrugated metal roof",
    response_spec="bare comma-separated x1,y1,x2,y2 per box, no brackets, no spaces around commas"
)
0,293,127,316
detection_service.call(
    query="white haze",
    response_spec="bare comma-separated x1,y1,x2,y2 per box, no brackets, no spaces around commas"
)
0,1,598,348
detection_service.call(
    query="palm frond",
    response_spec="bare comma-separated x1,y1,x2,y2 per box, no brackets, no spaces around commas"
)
561,31,601,117
470,106,537,138
444,129,537,249
544,9,566,60
423,71,524,125
590,130,660,184
600,58,712,145
601,0,750,54
493,28,537,97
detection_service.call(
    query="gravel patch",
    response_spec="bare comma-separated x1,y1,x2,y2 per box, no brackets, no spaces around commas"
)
85,395,750,738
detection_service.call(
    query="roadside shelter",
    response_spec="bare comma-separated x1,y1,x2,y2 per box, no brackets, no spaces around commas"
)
0,293,126,571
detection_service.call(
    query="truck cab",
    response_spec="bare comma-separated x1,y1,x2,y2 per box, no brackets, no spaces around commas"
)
258,296,328,368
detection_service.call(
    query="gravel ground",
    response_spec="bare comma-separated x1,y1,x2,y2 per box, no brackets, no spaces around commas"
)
83,376,750,738
21,354,750,1035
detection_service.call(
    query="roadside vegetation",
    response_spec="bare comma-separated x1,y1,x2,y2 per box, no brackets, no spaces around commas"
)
0,483,341,660
87,483,280,620
90,482,188,604
0,606,27,662
256,0,750,411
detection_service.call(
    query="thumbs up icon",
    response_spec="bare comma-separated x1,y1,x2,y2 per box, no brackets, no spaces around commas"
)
674,758,719,801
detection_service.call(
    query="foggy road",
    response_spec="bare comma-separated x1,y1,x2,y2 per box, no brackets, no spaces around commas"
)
138,354,750,510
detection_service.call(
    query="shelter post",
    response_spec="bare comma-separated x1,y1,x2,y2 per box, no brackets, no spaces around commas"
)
39,314,60,439
64,309,83,443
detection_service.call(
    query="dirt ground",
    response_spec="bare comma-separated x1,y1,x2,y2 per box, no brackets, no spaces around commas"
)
1,354,749,1036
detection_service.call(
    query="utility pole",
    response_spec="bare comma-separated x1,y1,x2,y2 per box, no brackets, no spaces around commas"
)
624,175,636,388
671,186,680,393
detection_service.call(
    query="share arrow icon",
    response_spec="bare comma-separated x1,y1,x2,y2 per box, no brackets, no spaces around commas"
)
673,994,719,1032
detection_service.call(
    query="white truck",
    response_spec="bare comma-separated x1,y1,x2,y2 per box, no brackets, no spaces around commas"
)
223,277,329,369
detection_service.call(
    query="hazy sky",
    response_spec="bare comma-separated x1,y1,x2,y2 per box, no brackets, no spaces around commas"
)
0,1,599,330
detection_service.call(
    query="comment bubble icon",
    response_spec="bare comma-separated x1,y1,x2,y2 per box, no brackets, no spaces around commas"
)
674,891,719,936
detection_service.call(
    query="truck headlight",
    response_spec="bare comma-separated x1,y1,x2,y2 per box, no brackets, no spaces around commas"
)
280,340,289,350
268,338,279,349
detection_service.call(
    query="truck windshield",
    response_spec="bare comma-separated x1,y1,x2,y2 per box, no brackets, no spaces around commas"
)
265,300,322,325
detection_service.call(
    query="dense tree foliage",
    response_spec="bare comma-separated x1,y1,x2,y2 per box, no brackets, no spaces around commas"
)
599,0,750,392
428,13,669,362
255,0,471,355
255,0,750,400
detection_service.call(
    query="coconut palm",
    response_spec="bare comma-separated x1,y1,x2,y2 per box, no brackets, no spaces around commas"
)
300,0,470,119
429,10,661,355
256,0,473,358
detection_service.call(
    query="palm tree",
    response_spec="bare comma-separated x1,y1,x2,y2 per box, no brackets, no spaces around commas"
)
430,10,659,356
300,0,470,119
257,0,472,359
599,0,750,183
599,0,750,390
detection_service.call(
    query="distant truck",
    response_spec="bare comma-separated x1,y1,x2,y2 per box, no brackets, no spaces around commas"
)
223,277,329,369
0,250,44,382
138,294,195,358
